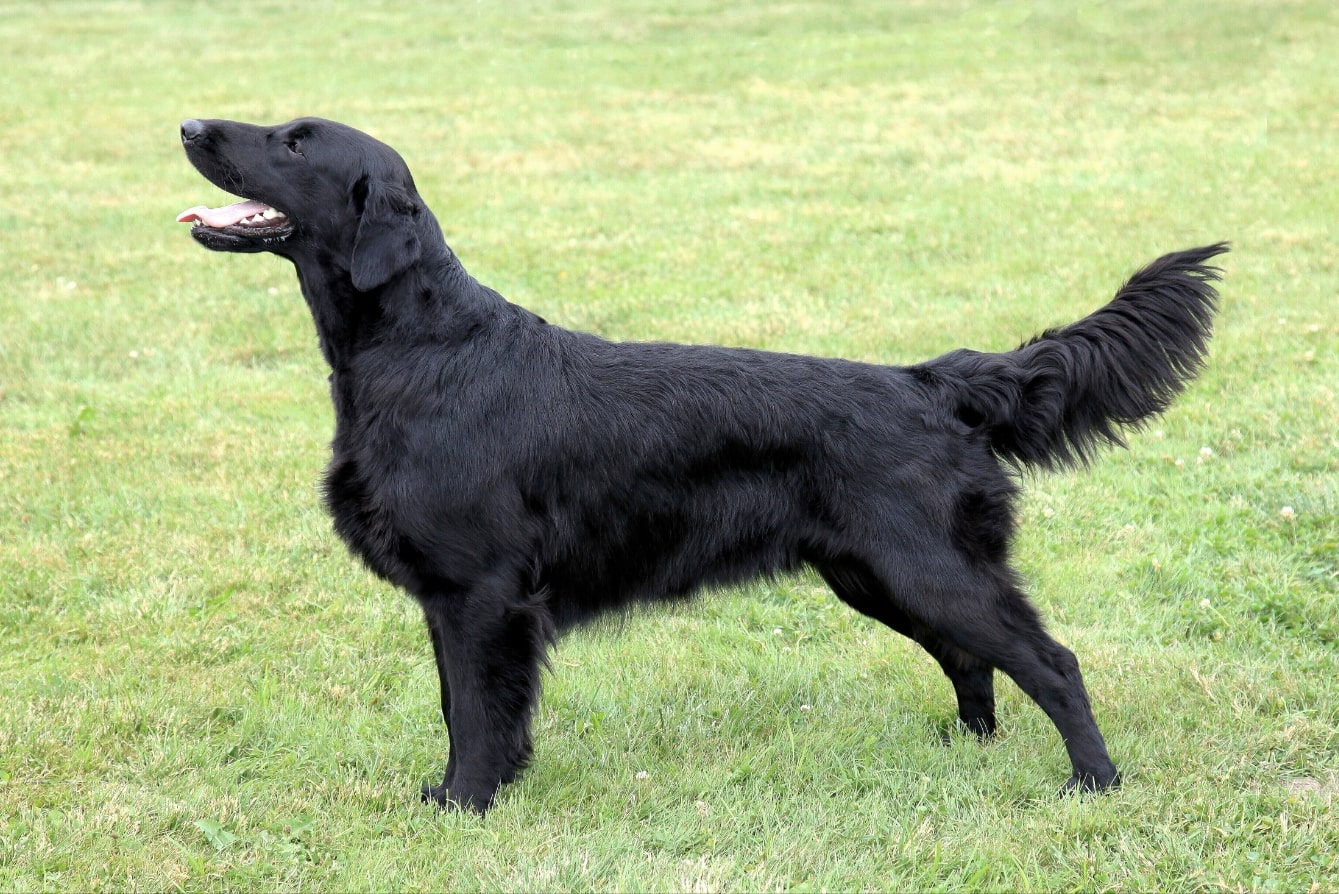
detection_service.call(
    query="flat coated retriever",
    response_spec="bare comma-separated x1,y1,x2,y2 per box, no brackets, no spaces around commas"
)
178,116,1225,813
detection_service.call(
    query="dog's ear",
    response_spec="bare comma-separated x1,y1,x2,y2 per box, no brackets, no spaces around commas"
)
351,177,422,291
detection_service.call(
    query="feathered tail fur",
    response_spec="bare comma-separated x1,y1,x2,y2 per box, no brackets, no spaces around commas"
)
920,243,1227,470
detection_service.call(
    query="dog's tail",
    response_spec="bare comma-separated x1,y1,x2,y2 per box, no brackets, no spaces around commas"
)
918,243,1227,471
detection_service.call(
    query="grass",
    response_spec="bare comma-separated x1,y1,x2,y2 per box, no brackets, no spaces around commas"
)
1,0,1336,890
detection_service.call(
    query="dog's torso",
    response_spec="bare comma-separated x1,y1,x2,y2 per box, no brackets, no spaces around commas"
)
319,286,982,628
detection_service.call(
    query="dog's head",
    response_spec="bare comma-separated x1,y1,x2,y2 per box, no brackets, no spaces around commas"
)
178,117,426,291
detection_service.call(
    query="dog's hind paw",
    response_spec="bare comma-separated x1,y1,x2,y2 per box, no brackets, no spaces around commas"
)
1060,768,1122,796
936,715,998,746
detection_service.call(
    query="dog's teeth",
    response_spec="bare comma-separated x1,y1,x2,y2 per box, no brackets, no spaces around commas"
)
262,207,282,219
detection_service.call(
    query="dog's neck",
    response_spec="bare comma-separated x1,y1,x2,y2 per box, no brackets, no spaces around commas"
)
292,239,507,374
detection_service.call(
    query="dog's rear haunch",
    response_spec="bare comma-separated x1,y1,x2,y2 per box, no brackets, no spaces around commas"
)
179,116,1225,814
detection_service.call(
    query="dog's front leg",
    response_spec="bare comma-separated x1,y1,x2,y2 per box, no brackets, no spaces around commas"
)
418,615,457,799
418,585,553,814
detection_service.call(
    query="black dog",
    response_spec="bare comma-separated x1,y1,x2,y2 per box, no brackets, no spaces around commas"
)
178,116,1224,813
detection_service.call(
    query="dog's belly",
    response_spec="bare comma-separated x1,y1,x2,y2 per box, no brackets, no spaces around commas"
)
535,492,813,629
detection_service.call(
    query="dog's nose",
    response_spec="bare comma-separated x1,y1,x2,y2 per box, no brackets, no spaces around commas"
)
180,119,206,144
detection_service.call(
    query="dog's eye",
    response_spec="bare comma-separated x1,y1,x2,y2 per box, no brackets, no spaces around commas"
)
285,139,304,157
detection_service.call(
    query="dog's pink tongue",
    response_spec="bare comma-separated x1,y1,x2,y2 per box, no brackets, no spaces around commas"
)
176,199,269,227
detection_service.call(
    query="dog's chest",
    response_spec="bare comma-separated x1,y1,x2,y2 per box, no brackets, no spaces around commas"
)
320,376,428,589
320,447,399,578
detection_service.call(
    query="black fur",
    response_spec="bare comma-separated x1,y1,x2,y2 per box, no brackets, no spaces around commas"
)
178,116,1226,813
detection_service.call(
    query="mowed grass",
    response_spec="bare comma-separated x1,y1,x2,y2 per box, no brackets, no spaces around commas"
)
1,0,1336,890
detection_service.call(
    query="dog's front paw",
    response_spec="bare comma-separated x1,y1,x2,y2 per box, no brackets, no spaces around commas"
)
420,781,492,815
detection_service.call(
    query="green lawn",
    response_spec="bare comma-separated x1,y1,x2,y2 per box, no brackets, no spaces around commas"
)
2,1,1336,890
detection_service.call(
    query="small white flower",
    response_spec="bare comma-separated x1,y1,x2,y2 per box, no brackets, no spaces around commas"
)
1200,447,1213,458
800,704,812,713
1199,598,1211,609
635,770,649,780
772,628,782,636
1042,506,1055,518
1280,506,1296,521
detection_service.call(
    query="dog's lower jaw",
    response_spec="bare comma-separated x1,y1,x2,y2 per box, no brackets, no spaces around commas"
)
189,222,294,253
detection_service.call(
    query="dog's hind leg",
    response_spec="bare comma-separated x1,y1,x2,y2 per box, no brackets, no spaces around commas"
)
817,562,996,738
883,554,1121,793
418,584,554,814
920,639,996,738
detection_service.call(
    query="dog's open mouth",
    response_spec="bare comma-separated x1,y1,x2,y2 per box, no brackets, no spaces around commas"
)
177,198,294,249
